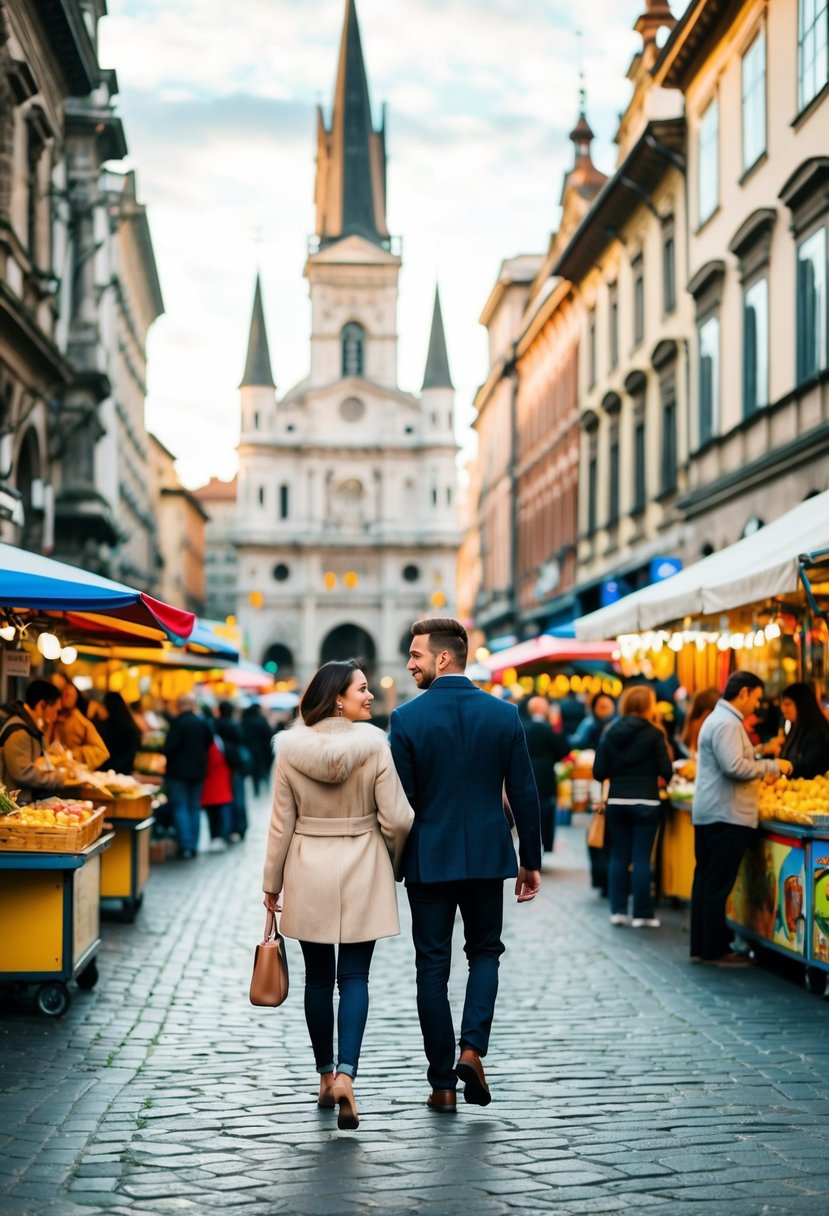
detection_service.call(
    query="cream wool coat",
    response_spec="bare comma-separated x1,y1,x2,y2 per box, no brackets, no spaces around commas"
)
262,718,414,944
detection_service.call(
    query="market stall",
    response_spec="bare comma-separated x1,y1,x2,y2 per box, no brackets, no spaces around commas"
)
0,797,111,1015
0,542,195,1009
574,492,829,947
80,774,156,921
726,775,829,995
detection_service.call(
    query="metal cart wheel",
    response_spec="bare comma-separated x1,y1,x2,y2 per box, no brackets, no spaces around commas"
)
36,982,71,1017
805,967,827,996
75,960,99,991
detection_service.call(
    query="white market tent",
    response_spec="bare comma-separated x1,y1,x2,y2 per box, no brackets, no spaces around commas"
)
575,488,829,641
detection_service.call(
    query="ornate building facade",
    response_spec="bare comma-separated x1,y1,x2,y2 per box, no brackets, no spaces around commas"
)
234,0,459,695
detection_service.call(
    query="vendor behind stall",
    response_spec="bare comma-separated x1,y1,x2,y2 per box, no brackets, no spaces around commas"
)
51,679,109,770
0,680,69,803
767,683,829,779
97,691,142,774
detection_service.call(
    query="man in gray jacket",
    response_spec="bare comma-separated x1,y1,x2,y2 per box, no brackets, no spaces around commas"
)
690,671,792,965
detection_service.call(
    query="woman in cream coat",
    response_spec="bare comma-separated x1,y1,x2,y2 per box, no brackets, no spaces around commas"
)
263,659,413,1130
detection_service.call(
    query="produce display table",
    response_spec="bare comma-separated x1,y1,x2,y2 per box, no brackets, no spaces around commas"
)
660,799,694,901
0,831,113,1015
726,819,829,996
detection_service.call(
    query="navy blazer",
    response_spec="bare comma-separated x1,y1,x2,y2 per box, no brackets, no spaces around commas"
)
389,675,541,884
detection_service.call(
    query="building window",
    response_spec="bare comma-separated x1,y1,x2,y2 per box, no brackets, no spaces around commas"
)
402,564,420,582
608,426,620,527
662,221,676,315
698,314,720,446
742,29,766,173
632,255,645,348
698,97,719,225
258,485,265,507
798,0,828,112
273,563,290,582
743,275,769,416
633,414,646,513
797,225,827,381
587,447,598,535
588,308,597,388
608,283,619,370
341,322,365,376
253,410,260,430
660,395,677,495
279,484,290,519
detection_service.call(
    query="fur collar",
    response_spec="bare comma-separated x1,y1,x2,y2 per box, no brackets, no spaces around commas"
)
275,718,387,784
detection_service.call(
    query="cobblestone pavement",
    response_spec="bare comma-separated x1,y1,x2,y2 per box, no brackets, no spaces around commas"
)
2,790,829,1216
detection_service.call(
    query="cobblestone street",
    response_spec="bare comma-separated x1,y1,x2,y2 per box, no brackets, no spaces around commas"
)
2,790,828,1216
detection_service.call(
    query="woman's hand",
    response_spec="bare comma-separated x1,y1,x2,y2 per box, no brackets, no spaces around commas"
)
263,891,282,912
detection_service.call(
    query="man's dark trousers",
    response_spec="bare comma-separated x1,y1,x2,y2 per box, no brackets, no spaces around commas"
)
690,821,755,959
407,878,505,1091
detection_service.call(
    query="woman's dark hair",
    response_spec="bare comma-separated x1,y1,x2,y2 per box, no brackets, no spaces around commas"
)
103,691,139,735
780,683,829,752
590,691,616,713
218,700,236,720
300,659,361,727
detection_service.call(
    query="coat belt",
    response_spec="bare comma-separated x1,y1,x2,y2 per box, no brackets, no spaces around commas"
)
294,813,377,837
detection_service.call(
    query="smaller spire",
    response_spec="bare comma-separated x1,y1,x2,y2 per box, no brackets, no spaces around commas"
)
634,0,675,52
240,274,275,389
421,286,453,391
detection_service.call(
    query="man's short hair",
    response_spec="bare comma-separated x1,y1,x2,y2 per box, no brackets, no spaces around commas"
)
411,617,468,667
722,670,764,702
24,679,61,709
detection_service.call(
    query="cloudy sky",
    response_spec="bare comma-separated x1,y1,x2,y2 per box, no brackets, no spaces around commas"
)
99,0,686,488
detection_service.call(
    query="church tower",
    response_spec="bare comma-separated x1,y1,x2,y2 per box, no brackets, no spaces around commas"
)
235,0,459,698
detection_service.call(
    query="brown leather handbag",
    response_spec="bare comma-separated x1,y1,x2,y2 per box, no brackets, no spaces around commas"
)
249,909,290,1007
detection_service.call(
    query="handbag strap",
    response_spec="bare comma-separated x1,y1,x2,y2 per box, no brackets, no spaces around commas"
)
263,909,279,942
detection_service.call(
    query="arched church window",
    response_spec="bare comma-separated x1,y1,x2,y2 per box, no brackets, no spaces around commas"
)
342,323,365,377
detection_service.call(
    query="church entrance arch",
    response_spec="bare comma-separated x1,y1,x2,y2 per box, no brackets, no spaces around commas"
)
262,643,295,681
320,624,376,678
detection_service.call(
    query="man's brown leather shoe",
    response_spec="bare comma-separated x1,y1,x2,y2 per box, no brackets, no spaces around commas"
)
456,1049,491,1106
426,1089,457,1113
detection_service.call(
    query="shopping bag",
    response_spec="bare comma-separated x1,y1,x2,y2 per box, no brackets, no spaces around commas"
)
586,806,606,849
249,909,290,1006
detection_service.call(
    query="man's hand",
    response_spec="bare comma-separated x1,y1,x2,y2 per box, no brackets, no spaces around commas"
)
515,867,541,903
776,759,793,777
263,892,282,912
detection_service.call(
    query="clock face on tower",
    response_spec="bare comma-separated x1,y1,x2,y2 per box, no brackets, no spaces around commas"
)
340,396,365,422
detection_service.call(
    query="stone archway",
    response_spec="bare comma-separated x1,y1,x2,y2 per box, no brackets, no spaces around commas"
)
16,426,42,552
262,642,295,681
320,623,376,679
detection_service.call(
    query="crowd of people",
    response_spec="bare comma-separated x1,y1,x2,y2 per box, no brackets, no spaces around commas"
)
0,675,279,858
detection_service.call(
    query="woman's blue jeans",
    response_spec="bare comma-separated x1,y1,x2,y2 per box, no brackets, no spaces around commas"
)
299,940,376,1078
606,803,662,919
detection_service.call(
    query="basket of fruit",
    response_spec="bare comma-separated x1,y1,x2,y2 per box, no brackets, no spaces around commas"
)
0,797,106,852
76,772,154,820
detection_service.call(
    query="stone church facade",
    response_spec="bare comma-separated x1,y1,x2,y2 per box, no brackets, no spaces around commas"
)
234,0,459,701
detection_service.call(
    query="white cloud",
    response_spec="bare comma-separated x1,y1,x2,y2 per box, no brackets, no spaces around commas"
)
100,0,680,488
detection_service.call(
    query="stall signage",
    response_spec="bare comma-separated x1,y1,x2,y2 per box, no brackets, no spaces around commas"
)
2,650,30,678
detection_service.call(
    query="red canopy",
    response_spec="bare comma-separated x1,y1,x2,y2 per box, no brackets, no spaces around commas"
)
483,635,618,681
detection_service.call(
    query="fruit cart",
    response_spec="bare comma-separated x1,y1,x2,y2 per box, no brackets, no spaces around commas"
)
0,802,112,1016
725,776,829,995
78,777,156,921
96,795,153,921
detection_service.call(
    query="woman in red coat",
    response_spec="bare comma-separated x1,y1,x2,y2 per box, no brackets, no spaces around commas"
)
201,736,233,852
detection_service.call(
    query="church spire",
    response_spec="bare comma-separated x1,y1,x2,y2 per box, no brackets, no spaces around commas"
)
314,0,390,248
421,286,453,390
240,274,275,388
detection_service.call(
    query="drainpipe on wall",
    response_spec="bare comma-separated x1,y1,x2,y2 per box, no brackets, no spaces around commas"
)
506,351,519,638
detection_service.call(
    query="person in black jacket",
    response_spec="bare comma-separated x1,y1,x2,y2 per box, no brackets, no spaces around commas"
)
523,696,571,853
163,693,214,858
774,683,829,779
592,684,673,928
97,691,142,774
241,702,275,796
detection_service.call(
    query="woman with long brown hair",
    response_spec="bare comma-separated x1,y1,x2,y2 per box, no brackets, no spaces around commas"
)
262,659,413,1131
592,685,673,928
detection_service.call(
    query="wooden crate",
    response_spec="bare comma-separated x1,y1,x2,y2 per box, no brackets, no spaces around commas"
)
0,805,106,853
77,788,153,821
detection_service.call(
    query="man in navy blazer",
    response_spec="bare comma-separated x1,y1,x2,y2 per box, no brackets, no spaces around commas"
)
389,618,541,1113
